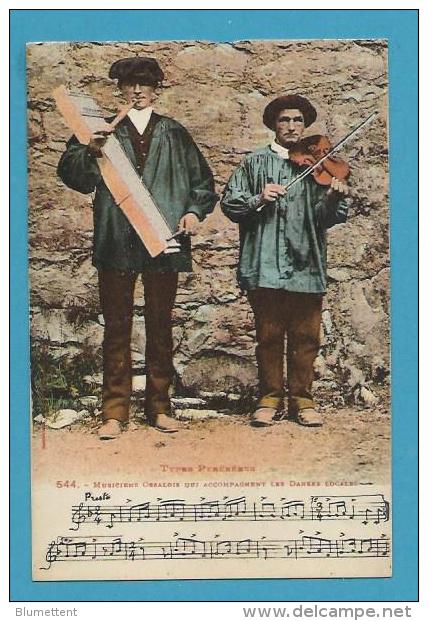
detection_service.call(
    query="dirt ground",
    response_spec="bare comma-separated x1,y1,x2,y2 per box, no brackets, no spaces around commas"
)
32,408,390,486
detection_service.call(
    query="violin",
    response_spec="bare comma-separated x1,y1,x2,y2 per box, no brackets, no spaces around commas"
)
275,112,377,195
288,134,350,186
256,112,377,213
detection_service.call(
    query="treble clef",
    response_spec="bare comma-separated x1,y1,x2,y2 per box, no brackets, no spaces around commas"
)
70,502,88,531
41,539,60,570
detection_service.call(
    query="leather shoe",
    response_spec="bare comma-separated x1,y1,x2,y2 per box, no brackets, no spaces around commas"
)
151,413,179,433
98,419,122,440
251,407,277,427
295,408,323,427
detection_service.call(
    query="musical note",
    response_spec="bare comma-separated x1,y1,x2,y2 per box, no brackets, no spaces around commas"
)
158,499,186,521
281,500,305,520
223,497,247,520
195,500,220,521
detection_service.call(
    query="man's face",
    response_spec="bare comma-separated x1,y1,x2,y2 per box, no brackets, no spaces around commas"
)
120,82,156,110
275,108,305,147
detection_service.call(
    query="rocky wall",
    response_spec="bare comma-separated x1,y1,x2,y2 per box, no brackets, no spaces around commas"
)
27,39,390,409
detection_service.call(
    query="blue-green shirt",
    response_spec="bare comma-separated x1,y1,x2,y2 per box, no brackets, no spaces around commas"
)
221,145,349,293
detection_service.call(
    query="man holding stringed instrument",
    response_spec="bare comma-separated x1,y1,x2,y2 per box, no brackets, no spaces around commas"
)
57,57,217,439
221,94,352,429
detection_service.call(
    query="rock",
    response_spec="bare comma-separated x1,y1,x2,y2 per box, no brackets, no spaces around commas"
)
354,386,379,407
83,322,104,352
347,341,366,356
33,414,45,423
332,394,346,408
343,89,364,102
79,396,99,407
45,408,84,429
175,43,249,74
345,364,365,388
172,326,184,351
28,115,44,142
314,355,334,379
313,380,338,391
322,310,333,335
186,325,211,354
171,397,207,408
199,391,228,400
131,317,147,352
227,393,241,403
30,310,75,344
132,375,146,392
349,283,382,338
181,353,258,393
50,345,82,361
327,268,351,282
216,292,239,303
174,409,227,421
83,373,103,386
131,350,145,367
371,357,389,383
193,304,218,323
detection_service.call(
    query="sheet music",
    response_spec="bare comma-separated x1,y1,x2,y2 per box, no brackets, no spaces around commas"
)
33,486,391,580
67,493,389,528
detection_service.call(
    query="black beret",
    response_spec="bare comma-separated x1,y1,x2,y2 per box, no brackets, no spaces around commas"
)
263,94,317,130
109,57,164,86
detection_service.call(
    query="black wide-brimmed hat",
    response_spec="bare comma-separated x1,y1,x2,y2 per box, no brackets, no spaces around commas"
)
263,94,317,130
109,57,164,87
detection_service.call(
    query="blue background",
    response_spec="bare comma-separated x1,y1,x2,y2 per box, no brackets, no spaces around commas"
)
10,9,418,602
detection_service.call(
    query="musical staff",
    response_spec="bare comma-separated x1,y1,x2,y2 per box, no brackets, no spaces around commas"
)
42,533,390,569
69,494,389,531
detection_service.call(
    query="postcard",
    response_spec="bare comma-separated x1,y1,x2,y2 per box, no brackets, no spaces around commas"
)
26,37,392,582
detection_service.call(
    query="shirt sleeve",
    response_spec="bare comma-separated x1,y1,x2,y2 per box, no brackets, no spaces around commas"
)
314,187,350,230
221,158,263,223
57,136,103,195
181,130,218,221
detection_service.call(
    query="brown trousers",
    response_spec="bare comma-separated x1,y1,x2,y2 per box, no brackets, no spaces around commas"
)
248,288,322,414
98,269,178,423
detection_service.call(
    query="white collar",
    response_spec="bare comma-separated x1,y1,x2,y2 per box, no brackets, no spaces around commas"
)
270,140,289,159
127,107,153,135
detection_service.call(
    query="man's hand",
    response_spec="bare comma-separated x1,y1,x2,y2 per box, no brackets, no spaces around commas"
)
328,176,349,196
260,183,286,204
178,213,200,235
88,131,109,156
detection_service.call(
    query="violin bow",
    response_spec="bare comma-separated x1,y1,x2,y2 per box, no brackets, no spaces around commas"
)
283,111,378,192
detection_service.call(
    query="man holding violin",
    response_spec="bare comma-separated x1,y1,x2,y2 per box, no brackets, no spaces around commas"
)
221,94,349,428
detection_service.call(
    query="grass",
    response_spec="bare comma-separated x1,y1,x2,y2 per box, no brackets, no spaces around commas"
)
31,344,102,419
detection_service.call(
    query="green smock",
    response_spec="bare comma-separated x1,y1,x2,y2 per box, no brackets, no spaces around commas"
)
57,115,218,272
221,145,349,293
